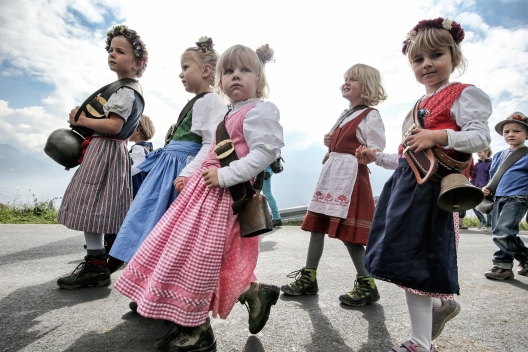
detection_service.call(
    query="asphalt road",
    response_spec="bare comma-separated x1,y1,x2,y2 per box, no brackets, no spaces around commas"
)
0,224,527,352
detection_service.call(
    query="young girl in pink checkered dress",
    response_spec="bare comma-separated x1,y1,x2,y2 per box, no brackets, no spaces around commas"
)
359,18,491,352
114,44,284,352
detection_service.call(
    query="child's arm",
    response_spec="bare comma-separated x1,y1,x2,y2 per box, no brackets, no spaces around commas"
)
179,94,228,178
214,102,284,189
357,109,386,153
357,147,399,170
130,144,146,176
69,109,124,134
444,86,492,153
68,87,138,134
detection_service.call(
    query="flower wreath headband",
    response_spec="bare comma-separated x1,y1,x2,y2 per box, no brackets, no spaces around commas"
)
105,25,148,63
401,17,465,55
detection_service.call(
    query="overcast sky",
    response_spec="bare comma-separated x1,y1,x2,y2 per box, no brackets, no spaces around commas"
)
1,0,527,207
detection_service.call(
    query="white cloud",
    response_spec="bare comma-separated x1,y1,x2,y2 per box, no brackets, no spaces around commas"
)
0,0,527,204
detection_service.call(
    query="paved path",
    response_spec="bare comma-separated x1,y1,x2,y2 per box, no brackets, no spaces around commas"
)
0,225,527,352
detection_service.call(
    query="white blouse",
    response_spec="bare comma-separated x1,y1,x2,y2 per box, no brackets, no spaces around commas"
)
103,87,136,121
179,93,228,178
130,144,148,176
218,99,285,188
337,108,386,151
376,83,492,170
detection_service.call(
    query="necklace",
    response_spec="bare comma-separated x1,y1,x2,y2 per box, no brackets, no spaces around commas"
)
417,93,436,127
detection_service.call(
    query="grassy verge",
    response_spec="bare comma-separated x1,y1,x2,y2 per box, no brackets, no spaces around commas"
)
0,193,60,224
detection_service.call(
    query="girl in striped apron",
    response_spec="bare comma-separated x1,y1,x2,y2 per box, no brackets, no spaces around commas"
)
56,25,147,290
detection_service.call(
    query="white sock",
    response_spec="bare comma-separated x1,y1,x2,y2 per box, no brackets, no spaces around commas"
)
84,232,104,250
432,297,442,309
406,291,433,350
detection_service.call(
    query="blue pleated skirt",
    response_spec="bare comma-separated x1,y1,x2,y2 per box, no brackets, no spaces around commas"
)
364,158,459,294
110,140,201,262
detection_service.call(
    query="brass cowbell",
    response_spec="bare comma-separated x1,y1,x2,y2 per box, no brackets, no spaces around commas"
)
437,173,484,212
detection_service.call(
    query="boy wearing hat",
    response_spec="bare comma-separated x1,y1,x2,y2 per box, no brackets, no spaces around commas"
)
483,112,528,280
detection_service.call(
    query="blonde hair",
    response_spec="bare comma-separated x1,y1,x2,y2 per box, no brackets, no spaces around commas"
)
137,114,155,140
406,27,467,74
215,44,270,103
342,64,387,106
181,46,219,88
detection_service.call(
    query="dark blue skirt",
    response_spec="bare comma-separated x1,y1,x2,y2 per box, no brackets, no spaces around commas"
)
364,159,459,294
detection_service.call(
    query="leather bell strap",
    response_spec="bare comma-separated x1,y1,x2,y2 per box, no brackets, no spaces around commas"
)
214,116,264,215
484,146,528,198
164,92,209,146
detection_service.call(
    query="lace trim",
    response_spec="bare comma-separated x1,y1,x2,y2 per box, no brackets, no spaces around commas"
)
231,98,262,112
422,81,459,99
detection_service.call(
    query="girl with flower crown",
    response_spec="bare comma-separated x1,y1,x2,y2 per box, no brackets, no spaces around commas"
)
108,37,227,271
114,44,284,351
56,25,148,290
358,18,492,352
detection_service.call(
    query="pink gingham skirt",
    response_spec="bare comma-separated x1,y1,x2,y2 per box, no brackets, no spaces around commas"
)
114,165,259,326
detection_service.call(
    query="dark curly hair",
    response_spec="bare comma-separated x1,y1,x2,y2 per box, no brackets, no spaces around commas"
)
105,25,148,78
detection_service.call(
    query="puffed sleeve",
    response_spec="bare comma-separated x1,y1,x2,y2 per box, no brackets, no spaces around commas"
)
375,152,399,170
103,87,136,121
179,93,228,178
130,144,146,176
217,101,285,188
444,86,492,153
356,109,386,151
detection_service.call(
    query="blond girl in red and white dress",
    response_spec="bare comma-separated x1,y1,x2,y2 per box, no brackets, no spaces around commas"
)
114,44,284,352
281,64,387,307
360,18,491,352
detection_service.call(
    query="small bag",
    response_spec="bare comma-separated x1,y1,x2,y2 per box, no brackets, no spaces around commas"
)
270,156,284,173
215,117,272,237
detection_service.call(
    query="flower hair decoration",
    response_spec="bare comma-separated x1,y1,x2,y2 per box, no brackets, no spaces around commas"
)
402,17,464,55
256,44,275,64
196,36,214,52
105,25,148,63
511,113,528,124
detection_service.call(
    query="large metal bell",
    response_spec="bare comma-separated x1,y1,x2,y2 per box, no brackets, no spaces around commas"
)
44,128,84,170
437,173,484,212
238,194,273,237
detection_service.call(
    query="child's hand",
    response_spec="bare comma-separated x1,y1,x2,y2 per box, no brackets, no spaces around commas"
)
482,186,490,196
356,146,377,164
406,128,447,153
202,168,219,189
324,133,332,147
174,176,186,193
68,107,83,126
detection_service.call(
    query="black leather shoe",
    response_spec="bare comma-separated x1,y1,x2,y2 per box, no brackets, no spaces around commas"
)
272,219,282,228
57,260,111,289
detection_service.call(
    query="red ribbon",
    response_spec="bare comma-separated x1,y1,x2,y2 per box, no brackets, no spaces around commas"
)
78,137,93,164
78,136,126,164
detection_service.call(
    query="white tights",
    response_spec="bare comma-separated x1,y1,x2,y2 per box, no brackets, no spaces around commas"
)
405,290,432,350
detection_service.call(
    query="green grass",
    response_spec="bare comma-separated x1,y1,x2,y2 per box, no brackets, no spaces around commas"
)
0,192,60,224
